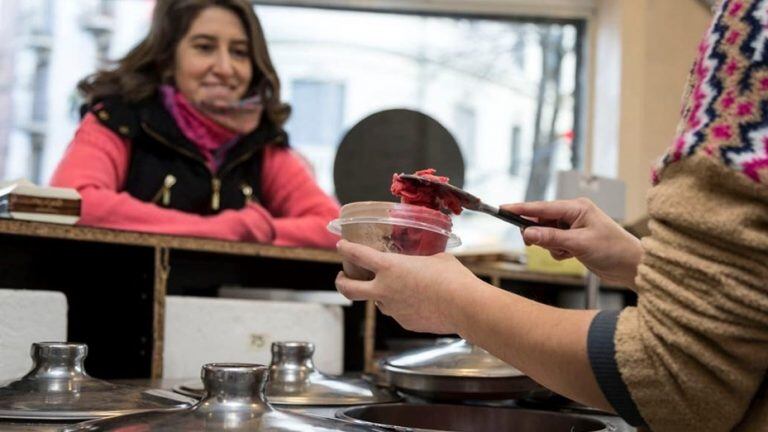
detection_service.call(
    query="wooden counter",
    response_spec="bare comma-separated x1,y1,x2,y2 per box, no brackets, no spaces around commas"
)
0,219,612,282
0,218,339,261
0,219,632,379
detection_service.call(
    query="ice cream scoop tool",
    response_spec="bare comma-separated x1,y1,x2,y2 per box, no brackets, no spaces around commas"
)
397,174,541,229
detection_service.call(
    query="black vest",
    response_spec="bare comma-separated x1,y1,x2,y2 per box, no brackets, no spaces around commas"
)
88,96,287,215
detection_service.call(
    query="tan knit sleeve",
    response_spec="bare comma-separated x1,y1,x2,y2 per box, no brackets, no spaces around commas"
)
614,2,768,428
614,153,768,431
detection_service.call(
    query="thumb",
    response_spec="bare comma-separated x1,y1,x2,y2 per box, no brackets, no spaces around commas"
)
523,227,582,254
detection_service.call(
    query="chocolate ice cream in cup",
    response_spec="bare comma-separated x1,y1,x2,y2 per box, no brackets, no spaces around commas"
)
327,201,461,280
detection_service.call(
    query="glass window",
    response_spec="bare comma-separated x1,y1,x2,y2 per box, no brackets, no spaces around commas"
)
0,0,585,251
288,79,345,148
453,104,477,165
255,4,584,250
510,125,522,176
286,79,346,191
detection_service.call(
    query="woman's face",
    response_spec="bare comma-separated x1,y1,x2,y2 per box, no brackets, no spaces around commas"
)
174,6,253,106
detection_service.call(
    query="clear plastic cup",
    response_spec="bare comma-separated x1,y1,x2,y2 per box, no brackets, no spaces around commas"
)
327,201,461,280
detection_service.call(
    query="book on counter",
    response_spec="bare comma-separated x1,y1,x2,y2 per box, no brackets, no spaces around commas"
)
0,179,81,225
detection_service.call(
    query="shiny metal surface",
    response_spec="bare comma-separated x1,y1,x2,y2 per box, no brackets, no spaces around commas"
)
517,388,615,416
381,339,540,400
0,421,77,432
0,343,192,420
176,341,399,406
0,420,77,432
337,403,610,432
64,363,383,431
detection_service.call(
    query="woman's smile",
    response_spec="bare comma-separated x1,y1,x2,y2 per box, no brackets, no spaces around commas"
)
198,82,240,104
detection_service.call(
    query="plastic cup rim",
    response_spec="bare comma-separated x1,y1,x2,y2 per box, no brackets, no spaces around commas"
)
327,217,461,248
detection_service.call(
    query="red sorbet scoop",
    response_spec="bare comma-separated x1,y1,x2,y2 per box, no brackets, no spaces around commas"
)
391,169,463,215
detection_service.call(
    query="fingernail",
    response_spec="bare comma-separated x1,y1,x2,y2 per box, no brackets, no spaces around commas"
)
526,228,541,244
336,240,343,249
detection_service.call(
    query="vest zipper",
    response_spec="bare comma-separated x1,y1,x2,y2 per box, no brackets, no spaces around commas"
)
217,131,281,177
241,183,254,203
141,122,208,166
212,147,267,208
151,174,177,206
144,120,271,176
211,177,221,211
141,121,279,210
218,148,259,178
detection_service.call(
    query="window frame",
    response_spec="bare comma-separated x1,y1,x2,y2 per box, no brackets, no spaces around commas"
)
251,0,596,19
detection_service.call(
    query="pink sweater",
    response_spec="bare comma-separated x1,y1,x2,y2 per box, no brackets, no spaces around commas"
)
50,113,341,248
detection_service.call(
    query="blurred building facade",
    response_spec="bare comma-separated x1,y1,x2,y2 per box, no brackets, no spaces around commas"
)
0,0,153,184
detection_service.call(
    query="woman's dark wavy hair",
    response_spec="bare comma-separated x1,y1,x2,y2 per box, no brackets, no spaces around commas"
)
78,0,290,127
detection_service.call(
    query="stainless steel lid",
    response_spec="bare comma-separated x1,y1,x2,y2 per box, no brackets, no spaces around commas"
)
176,342,399,406
383,339,522,378
0,343,193,420
381,339,540,400
64,363,383,431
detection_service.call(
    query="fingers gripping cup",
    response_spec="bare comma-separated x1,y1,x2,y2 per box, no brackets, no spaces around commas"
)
328,201,461,280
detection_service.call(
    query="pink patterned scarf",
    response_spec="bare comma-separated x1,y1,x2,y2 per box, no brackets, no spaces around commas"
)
161,85,262,172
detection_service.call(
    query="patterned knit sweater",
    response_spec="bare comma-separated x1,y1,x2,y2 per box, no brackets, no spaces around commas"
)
596,1,768,430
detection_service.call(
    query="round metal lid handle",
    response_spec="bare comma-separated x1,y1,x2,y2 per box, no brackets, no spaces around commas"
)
28,342,89,380
200,363,270,407
270,342,316,384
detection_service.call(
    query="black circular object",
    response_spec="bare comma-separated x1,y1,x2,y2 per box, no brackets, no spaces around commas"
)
333,109,465,205
516,389,614,416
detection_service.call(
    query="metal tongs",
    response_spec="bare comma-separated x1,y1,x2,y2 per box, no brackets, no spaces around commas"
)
398,174,542,229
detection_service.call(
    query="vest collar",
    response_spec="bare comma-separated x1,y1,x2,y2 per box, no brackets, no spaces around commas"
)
137,95,283,174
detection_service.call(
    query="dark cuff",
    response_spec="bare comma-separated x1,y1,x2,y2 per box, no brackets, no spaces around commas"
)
587,310,647,428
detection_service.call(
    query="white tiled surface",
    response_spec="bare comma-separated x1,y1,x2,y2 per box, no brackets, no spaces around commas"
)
163,296,344,379
0,289,68,380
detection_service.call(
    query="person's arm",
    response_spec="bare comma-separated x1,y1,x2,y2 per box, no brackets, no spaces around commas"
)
452,280,612,411
452,198,641,407
588,0,768,428
593,154,768,431
50,113,275,242
334,242,613,412
259,146,340,248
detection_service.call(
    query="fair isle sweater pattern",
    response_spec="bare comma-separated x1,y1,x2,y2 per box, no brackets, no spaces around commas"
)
653,0,768,185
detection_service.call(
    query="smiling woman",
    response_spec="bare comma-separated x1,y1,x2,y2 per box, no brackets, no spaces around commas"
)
47,0,340,248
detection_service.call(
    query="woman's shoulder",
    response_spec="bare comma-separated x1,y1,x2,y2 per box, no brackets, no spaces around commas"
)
262,145,305,168
77,112,127,143
82,95,159,140
261,145,318,181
